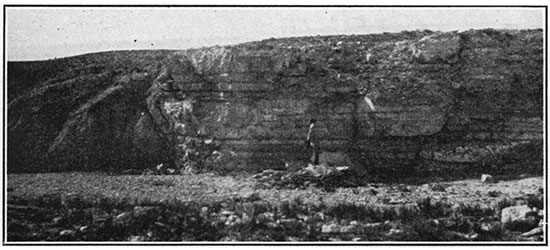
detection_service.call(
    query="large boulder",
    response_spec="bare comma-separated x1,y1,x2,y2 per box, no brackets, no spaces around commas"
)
501,205,539,231
412,32,462,64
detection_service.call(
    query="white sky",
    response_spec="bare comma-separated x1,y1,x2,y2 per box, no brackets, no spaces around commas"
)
6,7,546,61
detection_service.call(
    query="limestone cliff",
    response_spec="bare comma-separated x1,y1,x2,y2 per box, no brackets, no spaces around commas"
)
8,29,543,178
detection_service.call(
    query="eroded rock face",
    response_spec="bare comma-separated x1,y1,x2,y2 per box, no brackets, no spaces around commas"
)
7,29,543,177
412,32,462,64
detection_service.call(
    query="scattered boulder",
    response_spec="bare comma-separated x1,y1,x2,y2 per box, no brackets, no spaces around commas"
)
257,212,275,223
501,205,540,231
322,223,340,233
52,216,65,226
478,218,502,235
522,227,543,237
225,214,242,227
59,229,75,236
79,226,89,232
387,228,404,236
114,212,133,225
481,174,495,183
313,212,325,221
156,163,168,174
336,166,350,172
363,222,384,228
220,210,234,216
339,225,357,233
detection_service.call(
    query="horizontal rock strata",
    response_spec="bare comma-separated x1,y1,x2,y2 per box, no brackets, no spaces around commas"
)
8,29,543,177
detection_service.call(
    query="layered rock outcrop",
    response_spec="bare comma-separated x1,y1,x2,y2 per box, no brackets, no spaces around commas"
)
8,29,543,178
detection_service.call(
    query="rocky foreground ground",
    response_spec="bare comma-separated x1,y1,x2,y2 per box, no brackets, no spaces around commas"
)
6,172,546,242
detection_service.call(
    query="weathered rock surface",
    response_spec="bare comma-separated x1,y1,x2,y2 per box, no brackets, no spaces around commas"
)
501,205,539,231
8,29,543,176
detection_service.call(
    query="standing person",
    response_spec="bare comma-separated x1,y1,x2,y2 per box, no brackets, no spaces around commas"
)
305,118,321,165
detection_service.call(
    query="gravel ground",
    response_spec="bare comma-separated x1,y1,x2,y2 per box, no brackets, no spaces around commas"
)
7,172,544,208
